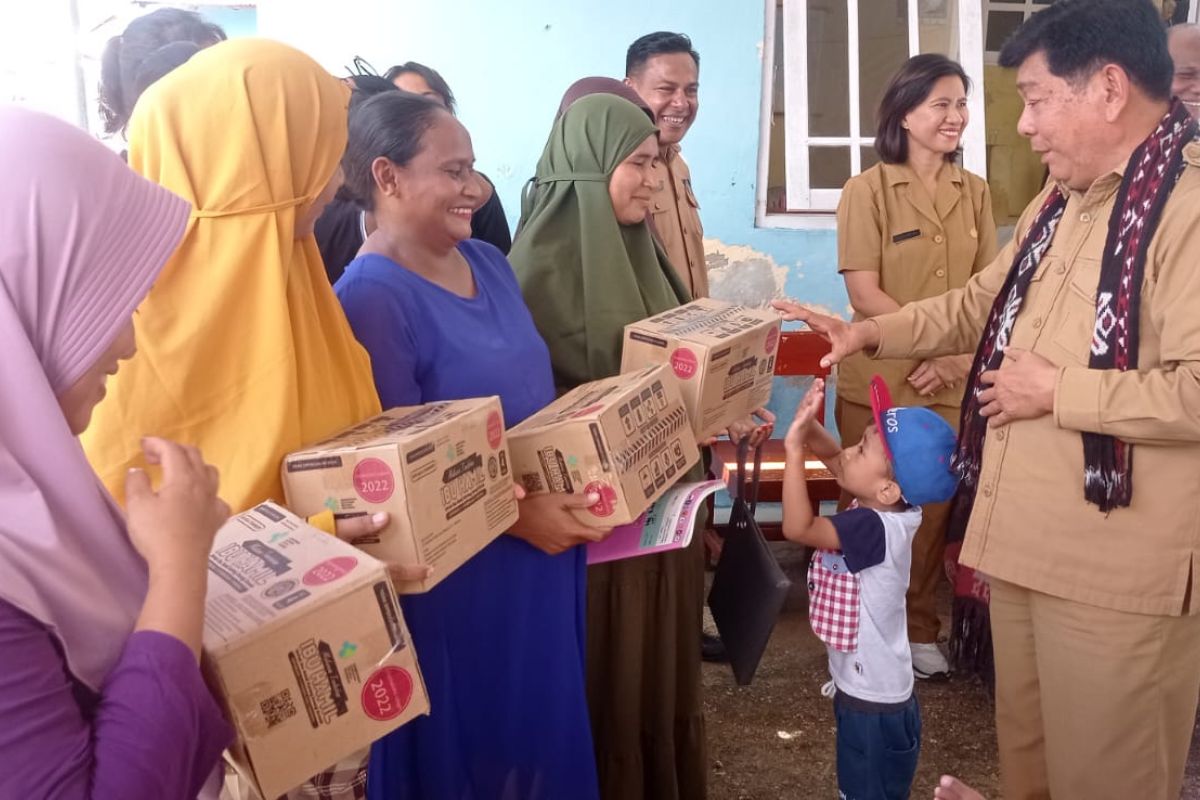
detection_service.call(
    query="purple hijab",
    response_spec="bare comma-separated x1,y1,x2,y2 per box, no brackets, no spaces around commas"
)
0,107,189,690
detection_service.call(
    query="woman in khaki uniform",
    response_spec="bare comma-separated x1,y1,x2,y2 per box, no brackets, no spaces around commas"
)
835,54,997,678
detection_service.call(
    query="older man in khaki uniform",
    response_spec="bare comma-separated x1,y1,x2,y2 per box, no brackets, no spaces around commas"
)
625,32,707,299
778,2,1200,799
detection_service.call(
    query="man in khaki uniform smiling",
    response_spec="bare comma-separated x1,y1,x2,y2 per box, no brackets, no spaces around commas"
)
626,32,707,299
777,1,1200,798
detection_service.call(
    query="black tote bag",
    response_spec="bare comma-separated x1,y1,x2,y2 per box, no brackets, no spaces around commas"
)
707,438,791,686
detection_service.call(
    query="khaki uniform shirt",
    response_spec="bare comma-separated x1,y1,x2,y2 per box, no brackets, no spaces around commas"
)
837,162,998,409
651,145,708,299
874,143,1200,616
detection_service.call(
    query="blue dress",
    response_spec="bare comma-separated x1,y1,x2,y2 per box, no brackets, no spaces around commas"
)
335,240,598,800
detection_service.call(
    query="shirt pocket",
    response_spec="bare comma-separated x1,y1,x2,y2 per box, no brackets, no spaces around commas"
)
1048,257,1101,367
807,549,860,653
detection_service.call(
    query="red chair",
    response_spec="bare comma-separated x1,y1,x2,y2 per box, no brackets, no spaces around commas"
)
711,330,841,540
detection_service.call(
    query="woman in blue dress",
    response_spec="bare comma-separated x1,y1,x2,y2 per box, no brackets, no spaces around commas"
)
334,91,604,799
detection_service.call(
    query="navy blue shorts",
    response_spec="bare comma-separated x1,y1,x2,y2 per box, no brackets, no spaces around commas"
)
834,691,921,800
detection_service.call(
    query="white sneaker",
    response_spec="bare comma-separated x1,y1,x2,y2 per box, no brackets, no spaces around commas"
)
911,642,951,679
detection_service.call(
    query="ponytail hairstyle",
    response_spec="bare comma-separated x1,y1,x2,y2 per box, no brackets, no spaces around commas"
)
99,8,225,135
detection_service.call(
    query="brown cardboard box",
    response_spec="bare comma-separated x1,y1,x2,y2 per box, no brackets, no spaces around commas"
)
203,502,429,800
281,398,519,593
507,364,700,526
619,298,782,440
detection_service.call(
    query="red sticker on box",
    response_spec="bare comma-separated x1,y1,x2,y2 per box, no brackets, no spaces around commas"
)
584,481,618,518
765,327,779,354
361,666,414,721
303,556,358,586
670,348,698,380
486,410,503,449
353,457,394,503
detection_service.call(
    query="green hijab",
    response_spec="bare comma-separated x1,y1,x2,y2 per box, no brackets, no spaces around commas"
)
511,93,690,392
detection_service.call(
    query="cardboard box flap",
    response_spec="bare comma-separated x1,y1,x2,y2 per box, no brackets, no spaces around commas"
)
203,502,385,656
287,399,493,459
626,298,779,344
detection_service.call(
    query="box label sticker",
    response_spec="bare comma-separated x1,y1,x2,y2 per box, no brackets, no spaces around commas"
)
585,480,618,517
361,666,415,722
486,411,503,450
765,326,779,354
670,347,698,380
302,556,358,587
353,457,395,503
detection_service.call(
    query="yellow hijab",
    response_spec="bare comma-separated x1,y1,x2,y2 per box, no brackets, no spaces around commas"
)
83,39,380,511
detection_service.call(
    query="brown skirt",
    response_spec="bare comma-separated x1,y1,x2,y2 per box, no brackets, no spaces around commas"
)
585,518,708,800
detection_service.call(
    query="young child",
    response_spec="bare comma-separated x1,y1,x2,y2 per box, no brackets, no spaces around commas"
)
782,375,958,800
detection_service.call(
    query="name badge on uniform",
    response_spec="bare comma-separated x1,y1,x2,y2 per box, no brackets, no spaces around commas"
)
892,229,921,244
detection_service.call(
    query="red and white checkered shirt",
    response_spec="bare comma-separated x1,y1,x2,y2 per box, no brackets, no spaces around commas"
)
807,548,861,653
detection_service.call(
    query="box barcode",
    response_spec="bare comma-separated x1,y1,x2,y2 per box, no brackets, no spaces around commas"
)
260,688,297,729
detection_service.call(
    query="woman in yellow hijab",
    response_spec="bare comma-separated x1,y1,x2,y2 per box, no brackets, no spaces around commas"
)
83,38,380,513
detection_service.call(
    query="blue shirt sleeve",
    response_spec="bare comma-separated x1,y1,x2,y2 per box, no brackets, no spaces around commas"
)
829,507,887,574
336,272,423,409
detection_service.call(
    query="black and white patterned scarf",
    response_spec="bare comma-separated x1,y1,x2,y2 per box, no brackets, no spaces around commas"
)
953,100,1197,514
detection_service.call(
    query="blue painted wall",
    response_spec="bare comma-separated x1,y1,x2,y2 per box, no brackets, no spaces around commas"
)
201,6,258,39
260,0,843,434
260,1,844,301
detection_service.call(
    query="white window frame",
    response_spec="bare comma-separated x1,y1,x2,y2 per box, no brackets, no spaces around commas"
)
983,1,1048,65
756,0,986,229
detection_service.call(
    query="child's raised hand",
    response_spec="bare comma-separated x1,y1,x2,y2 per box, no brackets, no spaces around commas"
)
784,379,825,453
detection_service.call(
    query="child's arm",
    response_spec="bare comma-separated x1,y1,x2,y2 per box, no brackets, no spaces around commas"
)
804,419,844,481
781,380,841,550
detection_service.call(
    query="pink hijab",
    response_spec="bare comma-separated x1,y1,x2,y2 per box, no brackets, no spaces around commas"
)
0,107,189,690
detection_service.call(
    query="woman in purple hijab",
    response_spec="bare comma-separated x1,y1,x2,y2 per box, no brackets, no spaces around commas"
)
0,108,232,799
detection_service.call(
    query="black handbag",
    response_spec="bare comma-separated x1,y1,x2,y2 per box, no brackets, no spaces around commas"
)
707,438,792,686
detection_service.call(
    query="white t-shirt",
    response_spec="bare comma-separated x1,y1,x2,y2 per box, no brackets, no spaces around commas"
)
824,505,922,704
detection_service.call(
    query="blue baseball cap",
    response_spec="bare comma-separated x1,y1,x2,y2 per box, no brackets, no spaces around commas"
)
869,375,959,506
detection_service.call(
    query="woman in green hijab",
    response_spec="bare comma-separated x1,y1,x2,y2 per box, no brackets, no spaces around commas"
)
510,92,707,800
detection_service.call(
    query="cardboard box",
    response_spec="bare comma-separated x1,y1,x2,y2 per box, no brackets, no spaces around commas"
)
619,298,782,440
281,398,519,593
507,364,700,526
203,502,429,800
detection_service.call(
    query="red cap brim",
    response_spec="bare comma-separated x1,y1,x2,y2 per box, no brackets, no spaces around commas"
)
868,374,896,463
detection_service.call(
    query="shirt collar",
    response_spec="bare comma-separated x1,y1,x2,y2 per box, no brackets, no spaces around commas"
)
880,160,964,187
